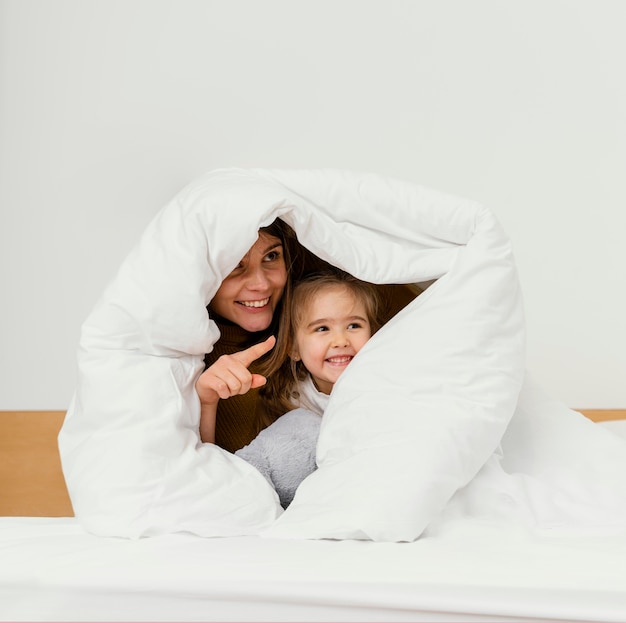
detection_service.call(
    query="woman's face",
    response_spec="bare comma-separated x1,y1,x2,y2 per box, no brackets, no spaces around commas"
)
210,232,288,333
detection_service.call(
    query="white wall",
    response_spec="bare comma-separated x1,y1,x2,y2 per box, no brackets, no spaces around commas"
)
1,0,624,410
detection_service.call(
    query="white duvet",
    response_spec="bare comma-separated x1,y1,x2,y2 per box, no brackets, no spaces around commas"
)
58,168,626,540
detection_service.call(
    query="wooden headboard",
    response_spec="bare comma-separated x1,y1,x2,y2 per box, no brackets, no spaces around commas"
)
1,409,624,517
1,411,73,516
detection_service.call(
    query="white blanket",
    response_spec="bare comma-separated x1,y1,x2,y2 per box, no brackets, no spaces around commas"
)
58,168,626,540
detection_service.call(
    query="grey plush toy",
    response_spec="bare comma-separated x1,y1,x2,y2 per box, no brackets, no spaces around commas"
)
235,408,322,508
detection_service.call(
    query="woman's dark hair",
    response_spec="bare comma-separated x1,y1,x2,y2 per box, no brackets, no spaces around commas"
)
256,218,333,343
254,218,298,343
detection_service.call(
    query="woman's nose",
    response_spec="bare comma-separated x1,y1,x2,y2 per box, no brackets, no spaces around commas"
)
245,265,269,289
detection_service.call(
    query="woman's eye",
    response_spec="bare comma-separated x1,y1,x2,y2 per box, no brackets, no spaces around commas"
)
225,263,245,278
263,249,282,262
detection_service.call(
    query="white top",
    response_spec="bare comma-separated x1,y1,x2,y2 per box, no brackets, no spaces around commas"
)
296,375,330,417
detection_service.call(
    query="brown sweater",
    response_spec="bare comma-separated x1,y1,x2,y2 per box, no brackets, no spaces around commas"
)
203,319,268,453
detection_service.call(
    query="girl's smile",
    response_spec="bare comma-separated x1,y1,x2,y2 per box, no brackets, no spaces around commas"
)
292,285,372,394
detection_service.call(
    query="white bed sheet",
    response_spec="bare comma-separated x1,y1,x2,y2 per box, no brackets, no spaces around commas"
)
2,514,626,622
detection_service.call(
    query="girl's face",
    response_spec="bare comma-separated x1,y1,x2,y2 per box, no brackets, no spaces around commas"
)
292,285,372,395
210,232,287,333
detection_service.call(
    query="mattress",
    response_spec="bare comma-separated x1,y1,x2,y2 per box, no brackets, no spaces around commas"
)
2,512,626,623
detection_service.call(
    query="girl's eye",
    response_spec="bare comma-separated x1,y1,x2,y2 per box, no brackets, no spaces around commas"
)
314,326,329,332
348,323,362,330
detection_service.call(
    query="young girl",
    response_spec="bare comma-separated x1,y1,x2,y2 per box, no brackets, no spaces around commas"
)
234,270,383,507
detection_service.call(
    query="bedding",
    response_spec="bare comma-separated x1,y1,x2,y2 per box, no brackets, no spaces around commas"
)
2,504,626,623
57,168,626,540
3,420,626,622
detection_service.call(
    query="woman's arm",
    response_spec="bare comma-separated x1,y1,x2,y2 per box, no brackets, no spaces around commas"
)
199,401,218,443
196,336,276,444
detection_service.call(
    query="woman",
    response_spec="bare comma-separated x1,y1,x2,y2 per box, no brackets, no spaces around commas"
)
196,218,328,451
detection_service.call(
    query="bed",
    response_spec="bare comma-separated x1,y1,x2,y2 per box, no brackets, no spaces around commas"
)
2,411,626,622
3,168,626,621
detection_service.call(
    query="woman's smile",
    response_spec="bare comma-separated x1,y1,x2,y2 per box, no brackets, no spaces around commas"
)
209,233,287,333
237,297,271,309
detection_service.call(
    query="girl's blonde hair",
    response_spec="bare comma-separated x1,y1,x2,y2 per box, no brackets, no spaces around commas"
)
257,270,383,428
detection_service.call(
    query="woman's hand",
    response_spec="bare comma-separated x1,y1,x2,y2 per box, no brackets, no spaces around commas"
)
197,336,275,444
196,335,276,406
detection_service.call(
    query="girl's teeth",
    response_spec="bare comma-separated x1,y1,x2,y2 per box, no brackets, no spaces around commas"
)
328,356,351,363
